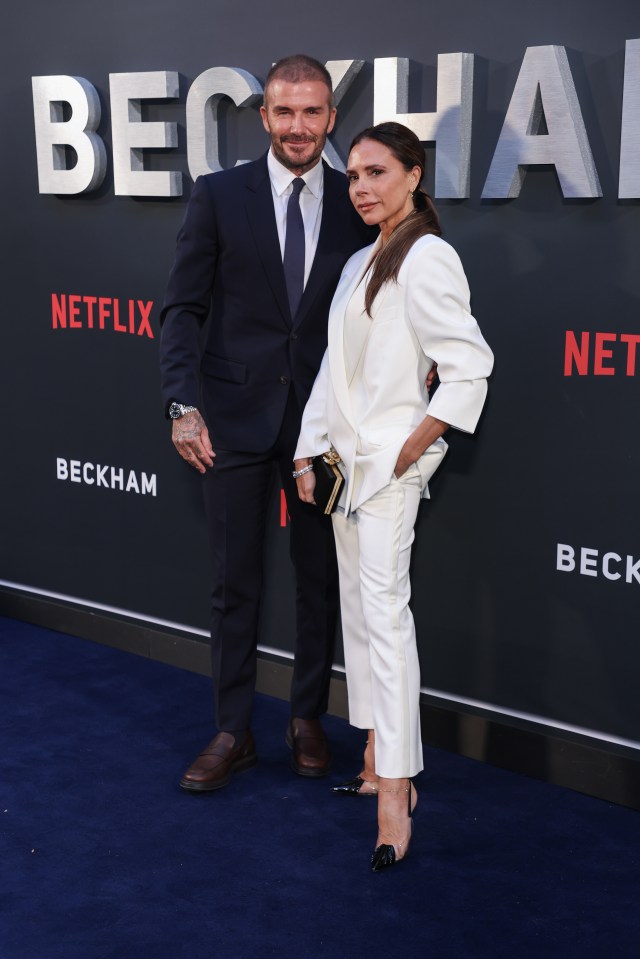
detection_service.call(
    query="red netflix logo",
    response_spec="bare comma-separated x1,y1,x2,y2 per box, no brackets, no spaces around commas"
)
51,294,154,338
564,331,640,376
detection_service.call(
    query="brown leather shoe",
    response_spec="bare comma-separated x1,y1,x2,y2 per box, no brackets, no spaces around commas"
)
180,731,257,792
286,718,331,777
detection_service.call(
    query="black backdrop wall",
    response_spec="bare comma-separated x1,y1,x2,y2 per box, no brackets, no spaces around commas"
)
2,1,639,798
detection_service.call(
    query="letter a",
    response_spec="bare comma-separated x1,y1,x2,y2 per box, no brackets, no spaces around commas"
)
482,46,601,199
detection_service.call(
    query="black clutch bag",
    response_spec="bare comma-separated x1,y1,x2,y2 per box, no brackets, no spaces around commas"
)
312,450,345,515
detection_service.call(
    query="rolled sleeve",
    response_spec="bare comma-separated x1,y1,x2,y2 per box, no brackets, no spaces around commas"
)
405,238,494,433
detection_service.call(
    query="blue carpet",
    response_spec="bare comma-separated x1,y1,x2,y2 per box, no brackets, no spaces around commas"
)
0,615,638,959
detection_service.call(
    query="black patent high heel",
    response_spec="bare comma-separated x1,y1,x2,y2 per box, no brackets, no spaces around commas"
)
370,779,414,873
330,776,378,796
331,736,379,796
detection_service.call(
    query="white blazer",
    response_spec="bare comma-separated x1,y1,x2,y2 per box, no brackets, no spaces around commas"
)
295,233,494,512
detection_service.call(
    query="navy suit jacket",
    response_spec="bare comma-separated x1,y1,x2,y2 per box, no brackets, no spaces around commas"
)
160,153,374,453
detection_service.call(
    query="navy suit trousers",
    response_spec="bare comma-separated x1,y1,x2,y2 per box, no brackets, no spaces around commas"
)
202,388,339,731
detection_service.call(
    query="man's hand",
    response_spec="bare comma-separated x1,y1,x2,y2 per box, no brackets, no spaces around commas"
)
172,410,215,474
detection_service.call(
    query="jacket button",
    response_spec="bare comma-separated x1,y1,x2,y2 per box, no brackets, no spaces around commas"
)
290,332,298,340
279,376,289,385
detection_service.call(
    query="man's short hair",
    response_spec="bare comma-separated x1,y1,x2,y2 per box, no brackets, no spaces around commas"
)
264,55,334,107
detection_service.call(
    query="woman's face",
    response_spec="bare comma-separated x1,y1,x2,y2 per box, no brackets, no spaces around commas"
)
346,139,420,240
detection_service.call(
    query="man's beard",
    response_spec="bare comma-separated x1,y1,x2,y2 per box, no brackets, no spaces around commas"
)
272,135,326,172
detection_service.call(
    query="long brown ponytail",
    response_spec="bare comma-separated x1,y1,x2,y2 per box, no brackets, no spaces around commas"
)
349,123,442,316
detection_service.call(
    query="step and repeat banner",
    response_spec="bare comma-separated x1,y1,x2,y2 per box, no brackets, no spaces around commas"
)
2,0,639,751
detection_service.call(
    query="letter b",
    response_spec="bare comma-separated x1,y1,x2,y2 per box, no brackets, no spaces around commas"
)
32,76,107,194
556,543,576,572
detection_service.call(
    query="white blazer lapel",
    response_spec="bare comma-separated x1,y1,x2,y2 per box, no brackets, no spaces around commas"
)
327,241,379,429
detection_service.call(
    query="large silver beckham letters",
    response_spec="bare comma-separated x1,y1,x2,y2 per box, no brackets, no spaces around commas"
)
31,42,640,198
186,67,263,180
32,75,107,194
374,55,474,199
321,59,366,172
109,71,181,197
482,46,601,198
620,39,640,199
184,60,366,179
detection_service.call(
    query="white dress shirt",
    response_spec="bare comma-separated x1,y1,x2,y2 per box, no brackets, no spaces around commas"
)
267,149,324,289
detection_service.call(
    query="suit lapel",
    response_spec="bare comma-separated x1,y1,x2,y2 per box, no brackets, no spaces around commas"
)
327,242,378,428
243,157,370,330
244,155,291,327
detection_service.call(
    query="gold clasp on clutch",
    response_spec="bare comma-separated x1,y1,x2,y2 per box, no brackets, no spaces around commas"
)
323,448,341,466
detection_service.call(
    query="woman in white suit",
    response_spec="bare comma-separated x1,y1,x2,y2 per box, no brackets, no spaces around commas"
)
293,123,493,871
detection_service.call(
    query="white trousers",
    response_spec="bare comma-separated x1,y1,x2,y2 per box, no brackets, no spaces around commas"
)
332,465,424,778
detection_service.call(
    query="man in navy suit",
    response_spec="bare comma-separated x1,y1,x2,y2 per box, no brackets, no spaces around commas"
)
159,55,373,791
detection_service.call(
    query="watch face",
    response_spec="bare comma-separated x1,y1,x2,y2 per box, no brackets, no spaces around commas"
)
169,403,181,419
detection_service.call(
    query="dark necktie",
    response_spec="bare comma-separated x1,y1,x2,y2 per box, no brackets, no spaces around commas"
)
283,177,305,319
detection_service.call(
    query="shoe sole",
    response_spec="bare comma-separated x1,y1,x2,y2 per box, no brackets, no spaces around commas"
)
289,758,331,778
285,731,331,778
179,751,258,793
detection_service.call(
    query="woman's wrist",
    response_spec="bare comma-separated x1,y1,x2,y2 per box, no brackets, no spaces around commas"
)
401,440,421,465
292,457,314,479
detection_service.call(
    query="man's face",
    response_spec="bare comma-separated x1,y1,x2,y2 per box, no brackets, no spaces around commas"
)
260,79,336,175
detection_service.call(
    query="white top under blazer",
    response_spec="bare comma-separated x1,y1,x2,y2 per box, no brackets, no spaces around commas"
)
295,233,494,513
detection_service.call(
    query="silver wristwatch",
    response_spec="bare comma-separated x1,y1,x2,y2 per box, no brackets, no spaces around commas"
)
168,402,198,420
